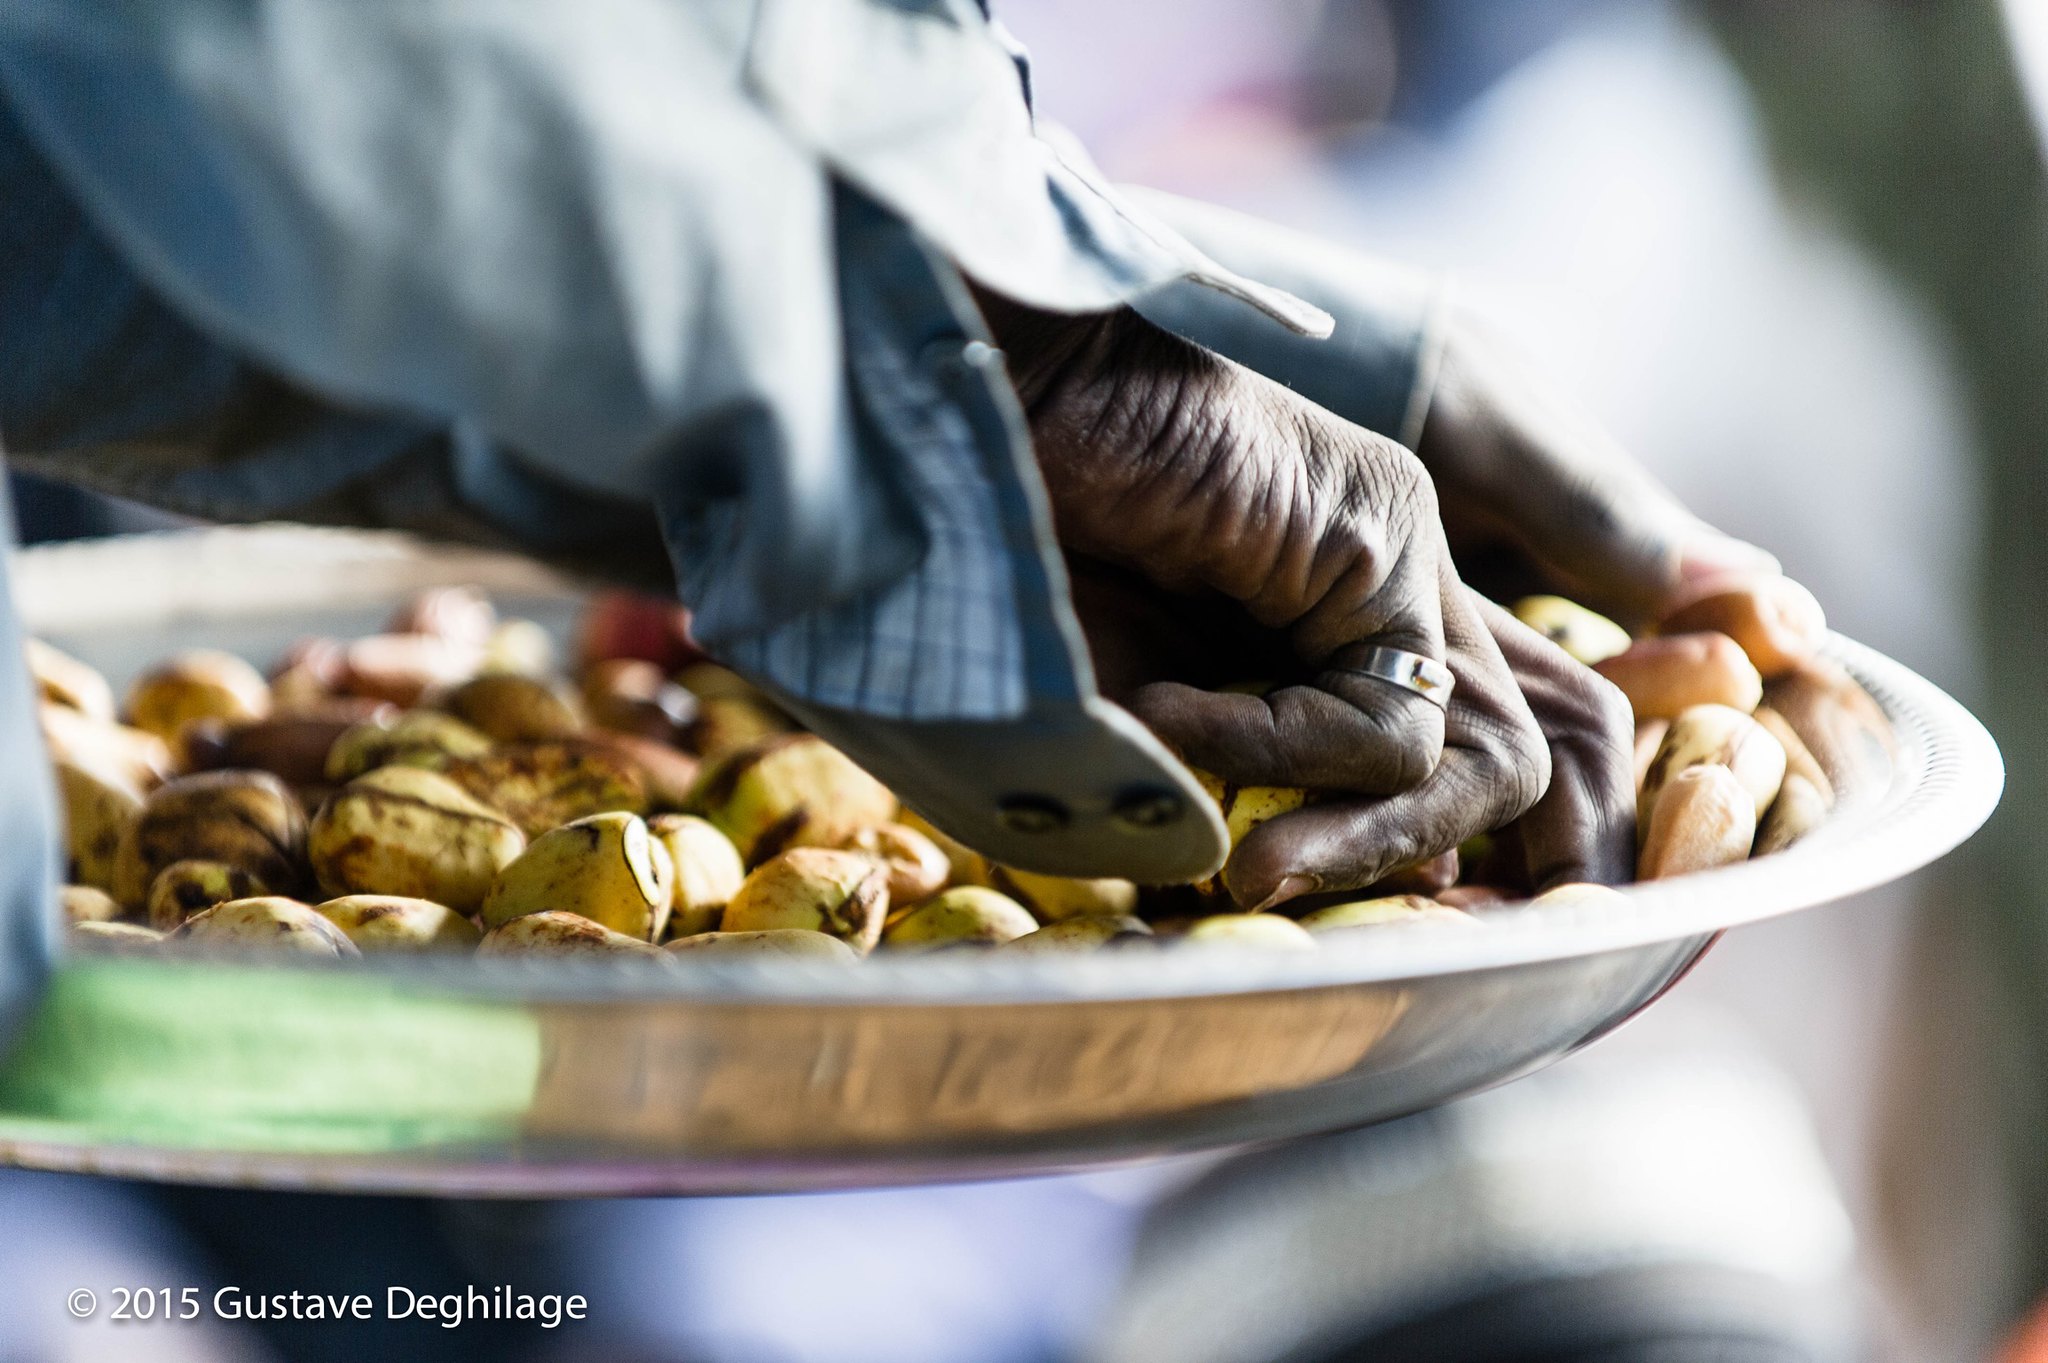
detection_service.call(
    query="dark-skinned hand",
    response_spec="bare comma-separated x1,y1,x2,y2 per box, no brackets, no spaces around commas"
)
976,288,1595,909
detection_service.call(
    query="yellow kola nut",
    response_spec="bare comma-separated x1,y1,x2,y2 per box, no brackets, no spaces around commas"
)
666,929,860,962
53,758,142,894
171,896,361,957
307,766,525,912
59,886,121,924
316,895,483,953
1639,766,1756,881
847,822,952,906
721,848,890,954
481,812,675,942
689,735,897,865
480,619,556,678
325,710,494,781
1192,770,1310,894
147,859,271,931
895,809,989,887
124,650,271,745
1530,883,1631,911
70,920,164,956
685,696,794,763
478,910,667,958
113,770,305,910
1509,596,1633,666
986,866,1139,922
649,814,746,939
441,741,647,839
1005,915,1154,952
40,702,172,793
26,638,115,720
1181,914,1317,951
1298,896,1475,934
442,674,583,743
1755,773,1829,856
1636,703,1787,832
881,886,1038,952
674,663,766,704
1196,771,1312,844
1751,706,1835,809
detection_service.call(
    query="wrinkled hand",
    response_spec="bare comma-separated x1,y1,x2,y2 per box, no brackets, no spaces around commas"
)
977,290,1563,907
1473,595,1636,890
1224,593,1637,900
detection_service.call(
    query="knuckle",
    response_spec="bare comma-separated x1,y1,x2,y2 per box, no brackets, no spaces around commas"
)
1310,489,1392,577
1377,441,1436,518
1585,672,1639,756
1509,722,1553,817
1327,448,1423,536
1469,707,1551,820
1386,718,1444,792
1560,664,1636,748
1549,667,1637,783
1334,425,1434,518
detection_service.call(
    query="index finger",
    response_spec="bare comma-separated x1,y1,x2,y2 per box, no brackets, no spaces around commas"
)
1221,580,1548,907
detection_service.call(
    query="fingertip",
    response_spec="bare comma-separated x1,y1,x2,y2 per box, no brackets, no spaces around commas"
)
1247,874,1320,914
1224,805,1386,910
1221,826,1321,912
1655,571,1828,675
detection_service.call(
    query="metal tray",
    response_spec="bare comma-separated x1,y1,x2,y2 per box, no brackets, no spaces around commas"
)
0,527,2003,1196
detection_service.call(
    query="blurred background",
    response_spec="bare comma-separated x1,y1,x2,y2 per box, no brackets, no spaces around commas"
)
8,0,2044,1359
989,0,2041,1355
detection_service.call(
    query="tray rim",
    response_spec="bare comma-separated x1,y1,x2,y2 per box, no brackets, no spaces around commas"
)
11,524,2005,1003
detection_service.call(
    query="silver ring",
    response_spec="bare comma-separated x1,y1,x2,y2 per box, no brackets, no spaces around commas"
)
1339,646,1455,710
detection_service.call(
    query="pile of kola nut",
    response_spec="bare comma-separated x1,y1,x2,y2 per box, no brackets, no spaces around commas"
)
30,575,1891,963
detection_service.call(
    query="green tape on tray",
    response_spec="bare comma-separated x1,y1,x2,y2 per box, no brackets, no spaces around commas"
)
0,962,541,1154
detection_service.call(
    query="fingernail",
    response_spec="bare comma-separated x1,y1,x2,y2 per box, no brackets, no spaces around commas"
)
1249,874,1319,914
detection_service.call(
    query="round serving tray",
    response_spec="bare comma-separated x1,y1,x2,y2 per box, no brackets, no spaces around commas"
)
0,527,2003,1195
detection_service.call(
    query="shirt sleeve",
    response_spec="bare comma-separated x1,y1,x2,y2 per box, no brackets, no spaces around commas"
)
1126,189,1454,450
0,95,681,591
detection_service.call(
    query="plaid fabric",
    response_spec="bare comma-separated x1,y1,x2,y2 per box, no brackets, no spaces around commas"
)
699,185,1073,720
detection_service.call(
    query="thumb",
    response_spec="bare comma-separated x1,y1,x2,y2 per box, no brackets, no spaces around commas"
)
1420,312,1781,623
1512,467,1780,623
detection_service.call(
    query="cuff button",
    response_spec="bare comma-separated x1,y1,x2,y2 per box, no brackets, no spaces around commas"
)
1112,788,1185,831
997,796,1070,834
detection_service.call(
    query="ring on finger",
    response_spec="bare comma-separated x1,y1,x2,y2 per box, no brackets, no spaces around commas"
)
1336,646,1455,711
